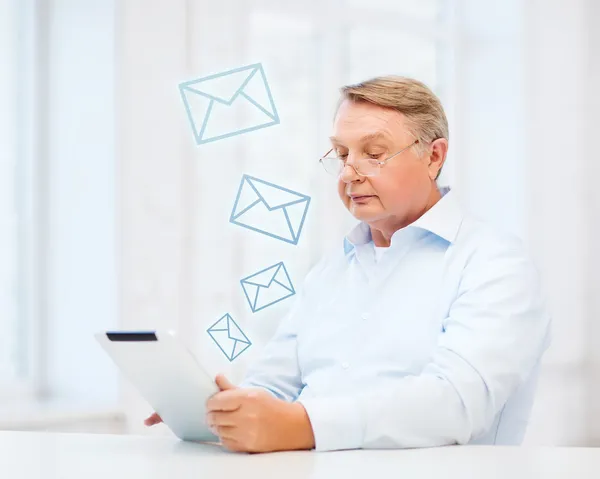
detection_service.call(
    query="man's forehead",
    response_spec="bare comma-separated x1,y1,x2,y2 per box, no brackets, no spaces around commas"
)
337,99,405,120
332,101,407,142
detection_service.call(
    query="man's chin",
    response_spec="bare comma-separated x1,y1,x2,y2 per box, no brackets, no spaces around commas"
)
348,204,382,221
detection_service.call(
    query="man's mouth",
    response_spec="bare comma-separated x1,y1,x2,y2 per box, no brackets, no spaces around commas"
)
348,194,376,204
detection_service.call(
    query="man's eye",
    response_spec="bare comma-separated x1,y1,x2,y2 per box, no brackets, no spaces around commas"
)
337,153,348,160
367,153,382,159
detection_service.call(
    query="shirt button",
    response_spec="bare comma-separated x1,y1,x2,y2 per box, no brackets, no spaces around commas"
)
341,362,350,370
361,312,370,320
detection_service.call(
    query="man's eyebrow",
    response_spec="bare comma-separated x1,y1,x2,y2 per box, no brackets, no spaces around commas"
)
359,132,389,143
329,132,389,145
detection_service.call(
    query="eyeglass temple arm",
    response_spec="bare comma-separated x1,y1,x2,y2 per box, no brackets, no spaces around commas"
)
320,148,334,160
380,139,420,164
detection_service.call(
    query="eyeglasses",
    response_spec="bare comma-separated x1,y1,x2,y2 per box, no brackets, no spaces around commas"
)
319,139,420,177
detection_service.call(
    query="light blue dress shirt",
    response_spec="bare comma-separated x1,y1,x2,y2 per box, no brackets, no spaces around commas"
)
240,187,551,451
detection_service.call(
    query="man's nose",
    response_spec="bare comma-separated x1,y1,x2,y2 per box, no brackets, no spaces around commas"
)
339,163,362,183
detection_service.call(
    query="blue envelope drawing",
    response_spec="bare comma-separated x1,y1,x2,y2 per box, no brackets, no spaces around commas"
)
229,175,311,245
206,314,252,362
241,262,295,313
178,63,280,145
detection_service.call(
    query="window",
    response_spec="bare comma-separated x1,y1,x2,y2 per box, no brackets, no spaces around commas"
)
1,0,119,408
0,0,37,399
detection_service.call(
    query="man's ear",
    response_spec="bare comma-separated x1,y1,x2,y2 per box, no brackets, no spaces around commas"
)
427,138,448,180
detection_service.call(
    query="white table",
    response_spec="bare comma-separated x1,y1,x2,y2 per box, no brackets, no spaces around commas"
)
1,431,598,478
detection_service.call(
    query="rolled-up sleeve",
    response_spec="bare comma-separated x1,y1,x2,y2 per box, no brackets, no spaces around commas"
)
298,239,551,451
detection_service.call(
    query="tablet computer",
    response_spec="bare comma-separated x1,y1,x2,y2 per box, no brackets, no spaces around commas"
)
95,330,219,442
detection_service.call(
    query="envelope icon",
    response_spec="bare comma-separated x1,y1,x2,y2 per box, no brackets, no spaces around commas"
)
206,314,252,362
230,175,311,245
178,63,280,145
241,262,295,313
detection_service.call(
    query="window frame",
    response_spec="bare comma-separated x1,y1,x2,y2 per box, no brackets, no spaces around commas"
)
0,0,50,403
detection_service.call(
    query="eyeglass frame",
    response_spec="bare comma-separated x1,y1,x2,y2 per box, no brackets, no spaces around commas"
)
319,138,420,177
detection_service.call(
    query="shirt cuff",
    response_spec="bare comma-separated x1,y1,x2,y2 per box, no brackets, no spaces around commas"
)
297,395,365,451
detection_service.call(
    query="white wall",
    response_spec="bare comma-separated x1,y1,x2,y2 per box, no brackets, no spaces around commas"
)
584,0,600,446
521,0,597,445
116,0,190,434
452,0,527,238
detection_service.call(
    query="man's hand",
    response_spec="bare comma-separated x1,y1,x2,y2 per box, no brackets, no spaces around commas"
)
206,374,315,453
143,374,315,453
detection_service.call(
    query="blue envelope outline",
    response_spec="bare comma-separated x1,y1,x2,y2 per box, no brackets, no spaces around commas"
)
178,63,280,145
206,314,252,362
229,174,311,245
241,261,296,313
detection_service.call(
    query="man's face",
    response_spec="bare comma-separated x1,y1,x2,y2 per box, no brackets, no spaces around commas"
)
331,99,443,231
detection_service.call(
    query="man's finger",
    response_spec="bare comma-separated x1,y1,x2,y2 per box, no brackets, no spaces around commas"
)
144,413,161,426
207,411,239,427
144,413,163,426
220,436,245,453
206,389,245,412
215,374,237,391
214,424,237,438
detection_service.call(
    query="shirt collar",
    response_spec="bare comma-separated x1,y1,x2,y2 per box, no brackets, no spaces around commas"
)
343,186,463,255
411,186,463,243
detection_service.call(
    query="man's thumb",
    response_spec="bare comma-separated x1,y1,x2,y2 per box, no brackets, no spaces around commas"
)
215,374,237,391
